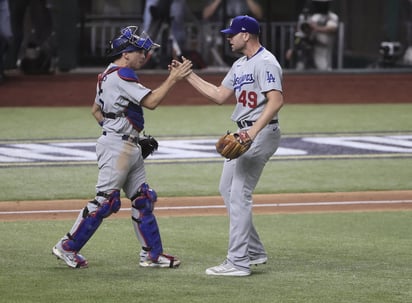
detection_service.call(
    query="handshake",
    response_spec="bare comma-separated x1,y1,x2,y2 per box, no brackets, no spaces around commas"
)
168,56,193,80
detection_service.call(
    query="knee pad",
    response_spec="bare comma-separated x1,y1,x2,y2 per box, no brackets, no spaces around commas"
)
131,183,163,261
131,182,157,204
96,190,121,217
64,190,121,252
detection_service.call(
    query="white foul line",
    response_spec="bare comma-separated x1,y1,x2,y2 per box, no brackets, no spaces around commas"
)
1,200,412,215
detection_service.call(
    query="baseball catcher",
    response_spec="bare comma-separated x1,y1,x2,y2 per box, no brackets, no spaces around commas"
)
216,131,252,160
52,25,192,270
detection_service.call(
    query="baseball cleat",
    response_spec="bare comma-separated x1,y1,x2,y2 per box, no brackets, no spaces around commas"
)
205,260,251,277
249,256,268,266
52,241,88,269
139,252,181,268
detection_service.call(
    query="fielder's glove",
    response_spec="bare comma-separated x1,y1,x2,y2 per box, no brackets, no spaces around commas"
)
215,131,252,160
138,133,158,159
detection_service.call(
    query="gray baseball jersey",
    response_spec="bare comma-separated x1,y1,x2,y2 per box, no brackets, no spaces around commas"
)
221,47,283,123
95,63,151,137
94,63,151,198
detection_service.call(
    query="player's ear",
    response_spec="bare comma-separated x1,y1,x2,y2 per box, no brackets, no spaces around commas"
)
122,52,131,61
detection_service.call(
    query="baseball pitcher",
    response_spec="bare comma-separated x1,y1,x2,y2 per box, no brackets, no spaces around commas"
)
174,15,283,276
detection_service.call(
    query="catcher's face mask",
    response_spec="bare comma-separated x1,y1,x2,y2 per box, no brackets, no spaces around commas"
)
107,26,160,57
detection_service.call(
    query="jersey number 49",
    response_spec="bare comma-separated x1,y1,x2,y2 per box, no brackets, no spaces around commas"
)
238,90,258,108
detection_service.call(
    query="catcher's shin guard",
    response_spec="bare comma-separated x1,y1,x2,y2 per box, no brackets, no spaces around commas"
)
63,190,121,252
131,183,163,261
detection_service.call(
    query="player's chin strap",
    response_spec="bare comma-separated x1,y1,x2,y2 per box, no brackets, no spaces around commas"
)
62,190,121,252
131,183,163,262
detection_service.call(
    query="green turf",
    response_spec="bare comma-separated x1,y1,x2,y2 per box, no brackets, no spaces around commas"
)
1,158,411,201
0,212,411,303
1,104,411,303
0,104,411,201
1,104,411,140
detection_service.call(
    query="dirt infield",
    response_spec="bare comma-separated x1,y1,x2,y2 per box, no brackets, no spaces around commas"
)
1,71,411,221
1,191,412,221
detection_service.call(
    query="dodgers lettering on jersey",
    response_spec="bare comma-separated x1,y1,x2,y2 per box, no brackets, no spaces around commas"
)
233,73,255,92
221,47,283,122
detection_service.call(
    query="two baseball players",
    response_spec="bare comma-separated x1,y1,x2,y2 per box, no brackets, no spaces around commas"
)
53,15,283,277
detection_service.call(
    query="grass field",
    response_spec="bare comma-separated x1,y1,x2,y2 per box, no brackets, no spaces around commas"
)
1,104,412,139
0,104,411,302
1,104,411,200
1,213,411,303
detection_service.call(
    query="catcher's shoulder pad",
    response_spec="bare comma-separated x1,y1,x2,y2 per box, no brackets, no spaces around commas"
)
118,67,139,82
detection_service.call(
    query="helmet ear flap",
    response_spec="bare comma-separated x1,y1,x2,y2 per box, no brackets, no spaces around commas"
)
106,37,129,57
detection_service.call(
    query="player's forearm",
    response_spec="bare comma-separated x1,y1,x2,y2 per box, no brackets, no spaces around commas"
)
186,72,226,104
142,77,178,109
91,103,104,125
142,60,192,109
248,93,284,139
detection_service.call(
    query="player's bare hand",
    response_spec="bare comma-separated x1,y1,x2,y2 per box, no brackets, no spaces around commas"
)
168,57,190,70
168,59,181,70
169,59,192,80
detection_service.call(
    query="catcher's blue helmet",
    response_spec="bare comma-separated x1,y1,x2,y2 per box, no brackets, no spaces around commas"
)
107,26,160,56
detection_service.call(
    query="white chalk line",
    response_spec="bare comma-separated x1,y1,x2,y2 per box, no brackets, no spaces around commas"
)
1,200,412,215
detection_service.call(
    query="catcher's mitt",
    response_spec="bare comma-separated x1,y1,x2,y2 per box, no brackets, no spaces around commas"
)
138,134,158,159
215,131,252,160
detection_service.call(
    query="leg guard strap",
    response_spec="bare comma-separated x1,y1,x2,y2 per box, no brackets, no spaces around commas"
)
64,190,121,252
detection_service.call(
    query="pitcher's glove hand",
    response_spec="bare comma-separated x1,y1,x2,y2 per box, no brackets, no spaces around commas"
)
138,133,158,159
215,131,252,160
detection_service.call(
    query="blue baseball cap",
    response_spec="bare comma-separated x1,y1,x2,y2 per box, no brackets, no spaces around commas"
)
220,15,260,35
